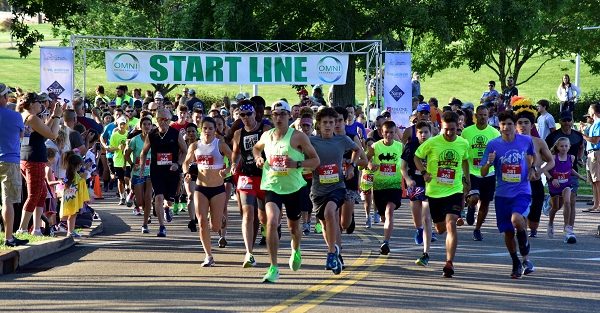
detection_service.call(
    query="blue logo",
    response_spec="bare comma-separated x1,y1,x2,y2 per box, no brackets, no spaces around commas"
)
46,81,65,96
317,56,344,83
389,85,404,101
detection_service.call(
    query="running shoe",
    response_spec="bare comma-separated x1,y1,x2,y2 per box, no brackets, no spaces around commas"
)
442,261,454,278
414,228,424,245
157,225,167,237
164,207,173,223
258,236,266,246
529,229,538,238
373,212,381,224
466,205,476,226
326,252,342,275
31,229,43,236
15,229,27,235
564,226,577,244
522,259,535,275
172,202,180,215
346,214,356,234
415,252,429,267
262,265,280,283
201,256,215,267
218,236,228,248
338,253,345,269
68,231,81,238
243,253,257,268
302,222,310,236
380,242,390,255
4,237,29,247
314,222,323,234
188,219,197,232
473,229,483,241
141,225,149,234
547,222,554,239
511,261,523,279
431,232,438,242
365,216,372,229
126,192,134,207
277,224,282,239
133,207,142,216
260,224,266,237
289,249,302,271
118,198,125,205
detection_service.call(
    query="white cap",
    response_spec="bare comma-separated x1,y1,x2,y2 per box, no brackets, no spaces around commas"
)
235,92,246,101
154,92,164,99
116,117,128,125
272,100,291,113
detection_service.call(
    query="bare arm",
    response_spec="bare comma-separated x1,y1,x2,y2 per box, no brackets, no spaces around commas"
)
230,129,242,170
182,142,197,174
294,131,320,170
537,139,555,174
352,136,368,167
28,115,59,140
219,140,233,177
177,131,187,166
252,132,267,168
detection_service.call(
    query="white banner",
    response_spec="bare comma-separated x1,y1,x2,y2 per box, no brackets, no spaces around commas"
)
105,51,349,85
40,47,74,101
383,52,412,129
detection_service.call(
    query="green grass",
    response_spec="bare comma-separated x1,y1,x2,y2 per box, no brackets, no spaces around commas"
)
0,231,54,250
1,23,600,105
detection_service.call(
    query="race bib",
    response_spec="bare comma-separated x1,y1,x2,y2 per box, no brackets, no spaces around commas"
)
156,153,173,166
473,158,482,168
436,168,456,185
557,172,569,184
360,172,374,191
318,164,340,184
196,155,216,169
379,164,397,176
135,157,151,167
238,176,253,190
501,164,521,182
269,155,288,176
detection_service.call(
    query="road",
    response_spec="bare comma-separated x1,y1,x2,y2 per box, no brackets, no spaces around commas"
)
1,194,599,312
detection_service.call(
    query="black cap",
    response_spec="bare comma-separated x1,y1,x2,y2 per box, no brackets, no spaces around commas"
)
559,111,573,121
488,81,495,86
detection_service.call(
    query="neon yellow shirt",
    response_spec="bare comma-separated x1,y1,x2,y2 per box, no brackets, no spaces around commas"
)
461,124,500,177
372,140,403,190
109,130,128,168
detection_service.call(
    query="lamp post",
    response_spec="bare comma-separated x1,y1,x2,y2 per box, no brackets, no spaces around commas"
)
575,26,600,87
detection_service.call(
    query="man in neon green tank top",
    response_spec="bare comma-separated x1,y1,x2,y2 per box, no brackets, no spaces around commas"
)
415,111,470,278
366,120,403,256
252,100,320,283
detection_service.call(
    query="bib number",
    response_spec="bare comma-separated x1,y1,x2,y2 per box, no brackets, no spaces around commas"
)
238,176,253,190
360,172,374,191
473,158,482,168
269,155,288,176
318,164,340,184
436,168,456,185
557,172,569,184
157,153,173,166
196,155,215,169
379,164,397,176
501,164,521,182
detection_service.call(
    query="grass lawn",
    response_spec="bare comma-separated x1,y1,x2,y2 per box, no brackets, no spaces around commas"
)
0,231,54,250
1,24,600,105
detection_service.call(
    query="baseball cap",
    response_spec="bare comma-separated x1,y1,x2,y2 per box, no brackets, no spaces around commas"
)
154,92,164,99
416,103,430,113
37,92,50,102
559,111,573,121
461,102,474,110
0,83,11,97
116,117,128,125
488,80,496,86
116,85,127,91
235,92,246,101
109,100,117,107
188,89,196,95
272,100,291,113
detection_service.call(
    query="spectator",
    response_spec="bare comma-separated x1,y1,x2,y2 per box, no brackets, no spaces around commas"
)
94,85,111,107
179,87,190,107
501,76,518,112
557,74,581,114
480,81,500,107
312,86,326,106
412,72,421,97
63,110,86,155
185,89,204,112
428,97,442,127
74,98,103,134
582,103,600,213
536,99,556,140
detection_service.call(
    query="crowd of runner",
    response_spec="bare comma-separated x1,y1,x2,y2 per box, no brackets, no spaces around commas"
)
0,76,598,283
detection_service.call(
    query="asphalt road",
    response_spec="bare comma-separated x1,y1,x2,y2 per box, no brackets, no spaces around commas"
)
1,194,599,312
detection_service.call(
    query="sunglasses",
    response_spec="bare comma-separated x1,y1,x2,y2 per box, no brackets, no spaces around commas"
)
239,112,253,117
149,109,157,112
126,110,133,113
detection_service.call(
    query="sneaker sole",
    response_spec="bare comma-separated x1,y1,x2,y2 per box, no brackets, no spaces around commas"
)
415,260,428,267
243,262,257,268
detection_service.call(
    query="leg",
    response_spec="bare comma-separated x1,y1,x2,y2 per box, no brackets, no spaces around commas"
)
411,199,422,229
154,194,166,226
445,213,458,262
421,201,432,254
323,201,339,253
2,203,15,241
569,191,577,227
562,188,572,227
340,199,354,230
383,202,395,241
548,196,561,225
364,190,372,217
265,202,281,266
194,190,212,258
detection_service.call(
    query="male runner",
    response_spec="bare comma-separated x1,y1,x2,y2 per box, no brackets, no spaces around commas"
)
414,111,470,278
461,105,500,241
481,111,536,278
253,101,320,283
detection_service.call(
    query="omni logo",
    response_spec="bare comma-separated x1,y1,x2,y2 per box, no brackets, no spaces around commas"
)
317,56,343,83
111,53,140,81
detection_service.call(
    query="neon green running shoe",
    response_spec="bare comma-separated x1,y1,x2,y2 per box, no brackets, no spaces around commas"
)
314,222,323,234
262,265,279,283
289,249,302,271
260,224,266,237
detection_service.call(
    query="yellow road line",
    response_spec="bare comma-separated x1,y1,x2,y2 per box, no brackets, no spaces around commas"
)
264,250,370,313
290,255,388,313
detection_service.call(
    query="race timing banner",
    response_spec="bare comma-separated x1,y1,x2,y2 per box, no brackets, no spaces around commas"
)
105,51,349,85
383,52,412,129
40,46,74,101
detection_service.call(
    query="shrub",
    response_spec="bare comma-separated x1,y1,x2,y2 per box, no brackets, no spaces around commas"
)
547,88,600,121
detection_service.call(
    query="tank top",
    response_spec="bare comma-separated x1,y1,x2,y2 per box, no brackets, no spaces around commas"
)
239,121,265,177
344,133,359,191
21,115,48,162
549,154,572,194
260,128,306,194
194,138,225,170
148,127,180,171
372,139,403,190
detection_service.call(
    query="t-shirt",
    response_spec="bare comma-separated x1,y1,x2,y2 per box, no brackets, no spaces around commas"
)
68,127,84,150
587,120,600,151
372,140,403,190
170,121,189,132
102,123,117,158
0,107,24,163
309,135,357,197
128,117,140,130
545,129,584,171
77,116,103,134
345,121,367,140
128,134,151,177
109,130,128,167
461,124,500,177
414,135,469,198
482,134,534,197
401,140,425,186
536,112,555,140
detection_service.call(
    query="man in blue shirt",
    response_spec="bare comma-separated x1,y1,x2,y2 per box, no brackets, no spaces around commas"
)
0,83,28,247
481,110,535,279
480,81,500,107
583,103,600,213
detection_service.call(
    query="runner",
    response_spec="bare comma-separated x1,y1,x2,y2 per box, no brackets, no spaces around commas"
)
461,105,500,241
182,116,232,267
214,114,232,248
252,100,320,283
183,123,199,232
414,111,470,278
366,120,403,255
310,107,360,274
139,108,187,237
363,115,386,225
480,111,536,278
125,117,153,233
231,101,271,267
401,121,434,266
108,116,129,205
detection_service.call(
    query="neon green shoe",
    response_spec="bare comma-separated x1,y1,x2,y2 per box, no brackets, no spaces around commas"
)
289,249,302,271
314,222,323,234
260,224,266,237
262,265,280,283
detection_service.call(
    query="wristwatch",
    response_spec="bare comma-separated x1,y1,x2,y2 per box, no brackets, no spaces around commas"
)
296,161,303,168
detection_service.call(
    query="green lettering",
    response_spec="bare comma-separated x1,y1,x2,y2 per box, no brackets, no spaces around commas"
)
149,55,168,81
249,57,262,83
224,57,241,82
169,55,186,81
263,57,272,83
274,57,292,82
294,57,307,82
185,56,204,82
206,57,224,82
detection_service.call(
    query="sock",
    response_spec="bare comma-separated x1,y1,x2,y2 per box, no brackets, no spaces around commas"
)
516,230,530,256
510,252,520,265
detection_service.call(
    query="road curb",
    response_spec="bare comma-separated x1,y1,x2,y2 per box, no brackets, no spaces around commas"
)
0,213,103,275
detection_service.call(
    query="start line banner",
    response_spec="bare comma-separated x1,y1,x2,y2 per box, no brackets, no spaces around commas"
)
105,51,349,85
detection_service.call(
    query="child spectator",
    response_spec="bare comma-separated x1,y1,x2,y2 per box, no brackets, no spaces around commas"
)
61,151,90,238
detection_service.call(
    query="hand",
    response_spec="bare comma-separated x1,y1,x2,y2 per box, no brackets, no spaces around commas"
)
169,163,179,171
219,168,228,178
487,151,496,165
368,161,376,171
139,163,145,176
283,157,295,168
255,156,265,168
230,165,238,176
405,177,416,188
184,173,191,182
531,171,541,181
52,102,63,117
423,172,432,183
551,178,560,188
345,165,355,181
